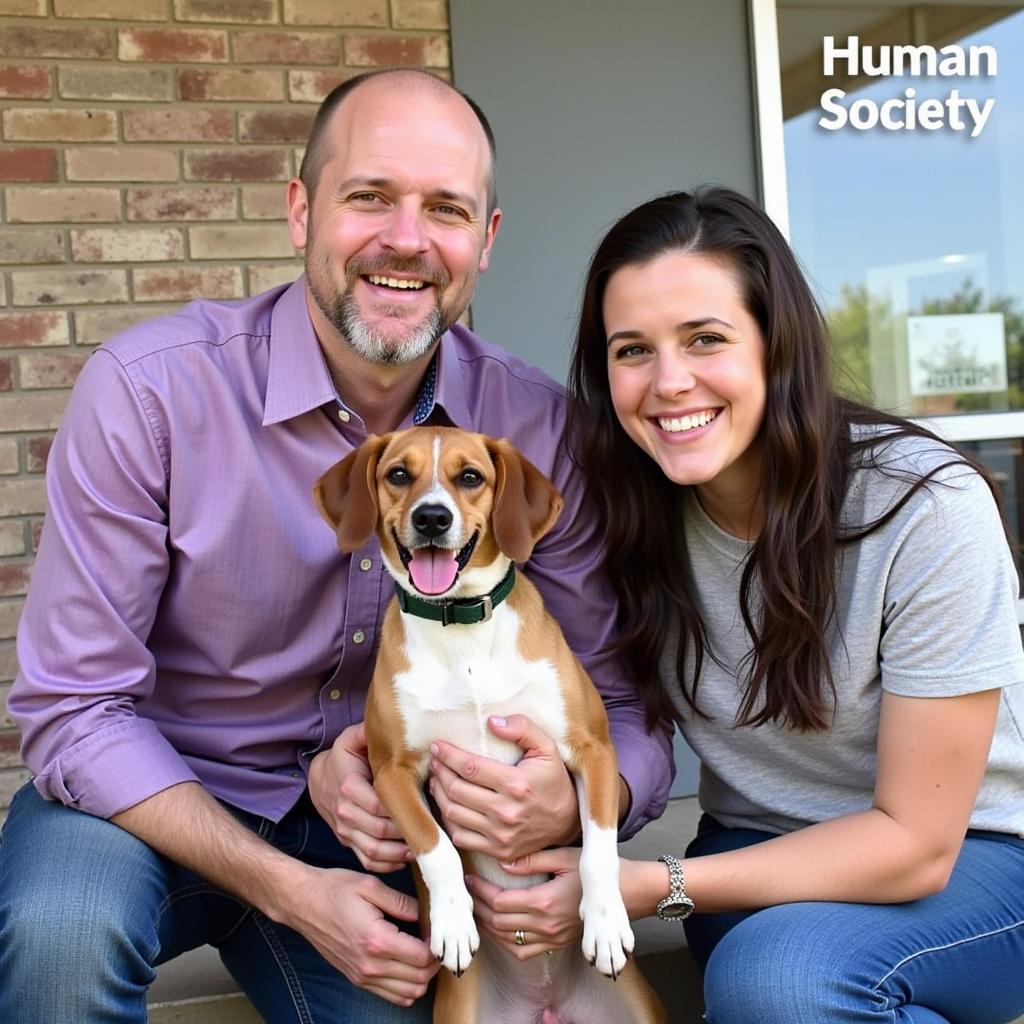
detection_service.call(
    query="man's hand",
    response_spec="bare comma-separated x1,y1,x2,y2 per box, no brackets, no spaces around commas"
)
308,722,412,873
114,781,432,1008
428,714,579,862
286,866,439,1006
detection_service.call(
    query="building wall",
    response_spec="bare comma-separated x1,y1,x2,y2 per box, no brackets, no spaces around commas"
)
0,0,450,819
451,0,758,381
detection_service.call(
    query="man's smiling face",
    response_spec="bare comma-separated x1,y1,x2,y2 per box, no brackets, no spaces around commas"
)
290,77,500,366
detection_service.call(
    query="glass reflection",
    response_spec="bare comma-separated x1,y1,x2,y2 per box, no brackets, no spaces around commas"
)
778,3,1024,417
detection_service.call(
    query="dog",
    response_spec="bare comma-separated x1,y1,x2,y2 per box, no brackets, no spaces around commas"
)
315,426,665,1024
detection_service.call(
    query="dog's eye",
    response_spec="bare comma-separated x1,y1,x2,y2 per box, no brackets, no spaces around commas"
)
458,468,483,488
385,466,411,485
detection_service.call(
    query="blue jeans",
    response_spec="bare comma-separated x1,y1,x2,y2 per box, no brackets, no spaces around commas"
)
0,783,432,1024
683,815,1024,1024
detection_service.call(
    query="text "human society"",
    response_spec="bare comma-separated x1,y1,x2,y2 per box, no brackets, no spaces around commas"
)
817,36,996,138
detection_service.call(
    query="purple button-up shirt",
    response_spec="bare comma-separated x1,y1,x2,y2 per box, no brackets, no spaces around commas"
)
11,278,673,837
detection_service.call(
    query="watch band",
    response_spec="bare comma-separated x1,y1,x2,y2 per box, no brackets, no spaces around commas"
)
659,852,685,896
656,853,694,921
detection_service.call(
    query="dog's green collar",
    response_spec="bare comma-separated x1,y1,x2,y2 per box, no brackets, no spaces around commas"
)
395,565,516,627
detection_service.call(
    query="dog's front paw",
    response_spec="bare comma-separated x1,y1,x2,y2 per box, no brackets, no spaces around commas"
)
429,886,479,977
580,890,634,980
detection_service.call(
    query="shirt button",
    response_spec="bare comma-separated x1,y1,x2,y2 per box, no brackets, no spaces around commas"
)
329,688,341,701
338,408,350,423
352,629,366,644
291,771,301,779
359,557,373,571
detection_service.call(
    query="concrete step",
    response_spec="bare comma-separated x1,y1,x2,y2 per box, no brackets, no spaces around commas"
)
149,993,261,1024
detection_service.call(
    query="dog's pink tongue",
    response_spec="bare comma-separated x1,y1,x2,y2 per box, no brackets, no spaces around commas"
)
408,547,459,596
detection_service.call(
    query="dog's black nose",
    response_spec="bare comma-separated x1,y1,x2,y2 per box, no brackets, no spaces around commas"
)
412,503,453,539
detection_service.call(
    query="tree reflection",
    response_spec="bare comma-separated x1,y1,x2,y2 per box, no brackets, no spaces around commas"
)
827,278,1023,412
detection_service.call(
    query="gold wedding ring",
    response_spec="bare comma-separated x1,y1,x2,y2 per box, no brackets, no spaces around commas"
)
514,929,527,946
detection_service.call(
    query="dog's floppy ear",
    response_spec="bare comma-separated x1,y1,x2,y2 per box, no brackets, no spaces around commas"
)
314,434,392,553
486,438,564,563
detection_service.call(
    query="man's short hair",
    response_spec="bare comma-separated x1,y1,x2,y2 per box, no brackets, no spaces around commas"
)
298,69,498,216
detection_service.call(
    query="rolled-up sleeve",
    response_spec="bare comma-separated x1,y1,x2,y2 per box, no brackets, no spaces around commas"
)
10,350,198,819
525,439,674,840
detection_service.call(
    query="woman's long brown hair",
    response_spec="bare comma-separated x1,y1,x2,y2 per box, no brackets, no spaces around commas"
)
567,188,1004,732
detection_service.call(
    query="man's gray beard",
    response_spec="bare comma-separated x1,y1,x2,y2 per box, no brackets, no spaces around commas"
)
335,290,443,365
307,255,447,366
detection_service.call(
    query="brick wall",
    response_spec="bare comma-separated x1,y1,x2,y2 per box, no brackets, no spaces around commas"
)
0,0,451,821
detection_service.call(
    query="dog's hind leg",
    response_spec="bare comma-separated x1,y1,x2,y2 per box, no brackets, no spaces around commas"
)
433,957,482,1024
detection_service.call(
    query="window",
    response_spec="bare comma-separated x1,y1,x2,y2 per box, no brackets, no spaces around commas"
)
764,0,1024,609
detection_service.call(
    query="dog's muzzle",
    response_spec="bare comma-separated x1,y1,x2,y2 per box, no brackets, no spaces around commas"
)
393,522,480,598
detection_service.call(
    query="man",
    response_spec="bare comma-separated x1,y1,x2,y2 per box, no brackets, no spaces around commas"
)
0,70,672,1022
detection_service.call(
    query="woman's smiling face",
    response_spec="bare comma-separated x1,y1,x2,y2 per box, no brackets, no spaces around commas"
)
604,250,768,525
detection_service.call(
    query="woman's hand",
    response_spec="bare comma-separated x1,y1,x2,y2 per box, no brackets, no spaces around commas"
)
466,847,585,960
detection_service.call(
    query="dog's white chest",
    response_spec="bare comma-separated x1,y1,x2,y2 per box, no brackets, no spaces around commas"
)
393,604,569,763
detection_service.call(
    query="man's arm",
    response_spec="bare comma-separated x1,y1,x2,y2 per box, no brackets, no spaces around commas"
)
113,782,437,1006
11,350,197,816
10,351,436,1005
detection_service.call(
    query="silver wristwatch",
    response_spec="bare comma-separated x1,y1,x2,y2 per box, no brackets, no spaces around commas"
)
656,853,695,921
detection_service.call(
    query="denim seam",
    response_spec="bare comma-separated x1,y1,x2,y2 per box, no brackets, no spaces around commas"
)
157,882,247,916
214,905,256,945
873,915,1024,994
253,910,315,1024
155,881,254,950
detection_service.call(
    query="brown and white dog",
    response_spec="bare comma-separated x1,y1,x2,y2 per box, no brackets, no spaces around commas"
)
315,426,665,1024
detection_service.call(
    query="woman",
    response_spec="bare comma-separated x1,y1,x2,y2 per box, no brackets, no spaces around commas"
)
466,188,1024,1023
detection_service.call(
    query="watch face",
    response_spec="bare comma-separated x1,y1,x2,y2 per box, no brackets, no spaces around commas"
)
660,897,695,921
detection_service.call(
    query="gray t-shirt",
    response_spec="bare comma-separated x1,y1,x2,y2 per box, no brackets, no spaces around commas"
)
663,433,1024,838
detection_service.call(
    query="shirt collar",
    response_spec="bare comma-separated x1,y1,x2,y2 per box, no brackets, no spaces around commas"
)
263,276,337,427
264,277,475,431
428,329,472,429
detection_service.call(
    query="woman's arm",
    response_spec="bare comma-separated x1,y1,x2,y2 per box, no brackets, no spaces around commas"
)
626,686,1000,914
478,686,1000,954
